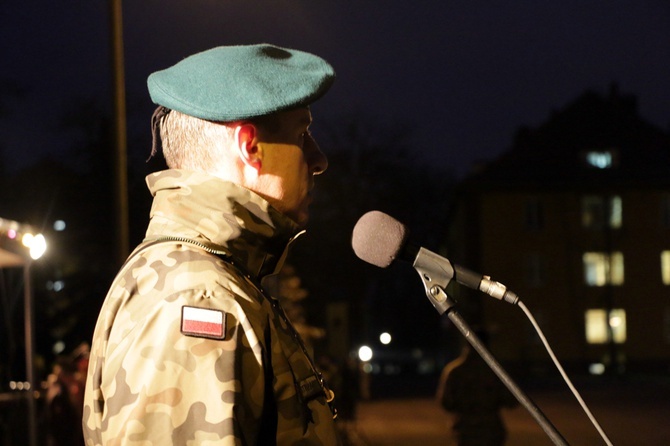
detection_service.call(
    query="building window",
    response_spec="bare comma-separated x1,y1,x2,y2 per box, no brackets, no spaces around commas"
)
585,309,626,344
586,151,613,169
524,198,544,231
661,251,670,285
610,196,622,228
581,195,622,229
661,196,670,228
583,252,624,286
583,149,619,169
524,253,544,287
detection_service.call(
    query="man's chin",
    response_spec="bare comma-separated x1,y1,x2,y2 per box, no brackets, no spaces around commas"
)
291,208,310,229
294,214,309,229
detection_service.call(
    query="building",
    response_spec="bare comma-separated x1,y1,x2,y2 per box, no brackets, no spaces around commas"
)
447,86,670,375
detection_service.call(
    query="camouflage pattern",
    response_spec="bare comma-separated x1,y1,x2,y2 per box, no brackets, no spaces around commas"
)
83,169,340,445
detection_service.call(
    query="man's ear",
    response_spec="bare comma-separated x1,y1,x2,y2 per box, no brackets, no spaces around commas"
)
234,123,262,171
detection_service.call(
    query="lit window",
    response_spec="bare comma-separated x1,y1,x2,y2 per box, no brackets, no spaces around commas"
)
585,309,626,344
586,151,613,169
609,196,622,228
661,251,670,285
581,195,622,229
583,252,624,286
584,149,619,169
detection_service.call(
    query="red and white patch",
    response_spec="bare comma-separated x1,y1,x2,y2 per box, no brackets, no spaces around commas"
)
181,306,226,340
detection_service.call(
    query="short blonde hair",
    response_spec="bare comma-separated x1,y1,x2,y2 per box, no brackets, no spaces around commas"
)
160,110,235,172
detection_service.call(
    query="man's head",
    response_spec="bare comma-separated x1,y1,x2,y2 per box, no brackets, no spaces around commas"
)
147,44,335,227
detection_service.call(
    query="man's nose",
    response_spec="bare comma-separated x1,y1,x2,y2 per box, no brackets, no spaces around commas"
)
305,134,328,175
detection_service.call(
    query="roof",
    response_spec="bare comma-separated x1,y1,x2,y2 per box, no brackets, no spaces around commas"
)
464,86,670,191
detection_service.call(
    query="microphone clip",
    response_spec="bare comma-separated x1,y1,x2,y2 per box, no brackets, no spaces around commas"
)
413,247,457,315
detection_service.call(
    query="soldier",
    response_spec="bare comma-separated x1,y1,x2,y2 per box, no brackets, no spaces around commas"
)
436,332,518,446
83,44,339,445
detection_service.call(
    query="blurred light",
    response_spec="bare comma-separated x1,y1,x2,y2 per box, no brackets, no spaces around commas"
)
417,359,436,374
379,332,392,345
0,219,48,259
53,280,65,292
53,220,66,231
586,151,612,169
53,341,66,355
8,381,30,391
358,345,373,362
47,280,67,291
21,233,33,247
29,234,47,259
589,363,606,375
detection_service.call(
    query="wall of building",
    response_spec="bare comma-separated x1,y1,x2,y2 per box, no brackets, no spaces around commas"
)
474,189,670,372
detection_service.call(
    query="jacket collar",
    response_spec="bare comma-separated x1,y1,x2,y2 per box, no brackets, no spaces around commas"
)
144,169,302,279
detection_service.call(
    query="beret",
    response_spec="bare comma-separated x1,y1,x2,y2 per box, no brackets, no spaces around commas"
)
147,43,335,121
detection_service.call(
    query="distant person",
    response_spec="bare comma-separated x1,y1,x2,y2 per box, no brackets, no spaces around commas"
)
436,332,518,446
46,352,86,446
335,357,360,423
83,44,340,444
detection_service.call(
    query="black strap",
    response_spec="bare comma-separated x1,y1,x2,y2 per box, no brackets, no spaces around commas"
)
147,106,171,161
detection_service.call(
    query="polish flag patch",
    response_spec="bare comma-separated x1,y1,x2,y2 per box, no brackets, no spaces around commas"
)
181,306,226,340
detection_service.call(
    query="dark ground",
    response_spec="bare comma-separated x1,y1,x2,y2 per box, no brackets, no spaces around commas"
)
343,373,670,445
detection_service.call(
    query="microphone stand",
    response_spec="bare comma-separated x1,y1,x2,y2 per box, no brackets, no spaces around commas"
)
424,285,568,446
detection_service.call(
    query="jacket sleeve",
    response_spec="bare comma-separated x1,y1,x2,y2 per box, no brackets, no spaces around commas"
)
83,283,269,445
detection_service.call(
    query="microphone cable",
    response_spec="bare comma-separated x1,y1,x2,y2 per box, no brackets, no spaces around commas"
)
518,300,614,446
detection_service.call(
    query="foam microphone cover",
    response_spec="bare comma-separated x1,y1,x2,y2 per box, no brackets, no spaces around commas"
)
352,211,409,268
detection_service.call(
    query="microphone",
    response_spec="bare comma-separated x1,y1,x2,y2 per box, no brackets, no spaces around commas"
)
352,210,519,305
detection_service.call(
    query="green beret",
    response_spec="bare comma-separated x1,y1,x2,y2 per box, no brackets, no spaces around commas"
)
147,43,335,121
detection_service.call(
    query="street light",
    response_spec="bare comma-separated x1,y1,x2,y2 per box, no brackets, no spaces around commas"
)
358,345,373,362
21,232,47,260
0,217,47,446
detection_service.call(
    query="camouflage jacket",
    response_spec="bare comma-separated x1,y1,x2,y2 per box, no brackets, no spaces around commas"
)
83,169,340,445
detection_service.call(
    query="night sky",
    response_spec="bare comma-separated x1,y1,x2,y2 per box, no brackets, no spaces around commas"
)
2,1,669,178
